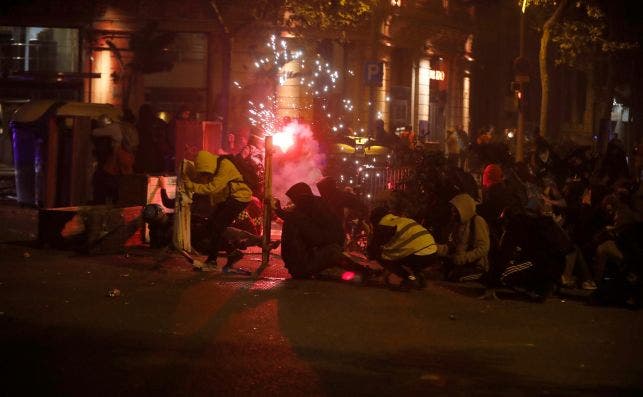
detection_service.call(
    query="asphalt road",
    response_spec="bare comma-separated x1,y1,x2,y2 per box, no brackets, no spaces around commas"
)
1,237,643,397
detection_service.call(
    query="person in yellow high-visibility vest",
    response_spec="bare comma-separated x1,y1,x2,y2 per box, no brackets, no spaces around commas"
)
367,207,439,291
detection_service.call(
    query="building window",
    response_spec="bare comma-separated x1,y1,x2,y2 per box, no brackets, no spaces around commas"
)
144,33,208,114
0,26,79,74
418,59,430,125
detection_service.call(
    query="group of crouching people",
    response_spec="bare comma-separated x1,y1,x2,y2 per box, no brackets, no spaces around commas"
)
171,138,641,309
276,139,642,309
278,178,489,293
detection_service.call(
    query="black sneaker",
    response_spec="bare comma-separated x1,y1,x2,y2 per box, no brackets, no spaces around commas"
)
360,267,383,284
225,250,244,267
221,250,251,275
415,272,427,289
205,255,218,265
222,266,251,275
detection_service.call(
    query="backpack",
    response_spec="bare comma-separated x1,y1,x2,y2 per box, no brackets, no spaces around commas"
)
215,154,262,196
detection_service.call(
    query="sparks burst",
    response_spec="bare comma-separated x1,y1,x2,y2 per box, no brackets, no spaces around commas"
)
243,34,355,137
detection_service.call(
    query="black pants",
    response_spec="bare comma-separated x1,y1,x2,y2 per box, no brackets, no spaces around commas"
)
207,197,249,258
379,254,438,279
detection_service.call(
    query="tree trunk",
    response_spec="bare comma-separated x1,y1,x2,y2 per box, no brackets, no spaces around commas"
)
539,0,568,140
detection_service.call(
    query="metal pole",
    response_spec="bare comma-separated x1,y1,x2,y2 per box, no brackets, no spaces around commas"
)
516,4,526,162
254,135,273,277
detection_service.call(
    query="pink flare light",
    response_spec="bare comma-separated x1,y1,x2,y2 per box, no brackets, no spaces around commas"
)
341,271,356,281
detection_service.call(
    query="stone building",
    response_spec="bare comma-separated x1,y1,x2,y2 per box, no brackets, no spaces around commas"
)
1,0,478,164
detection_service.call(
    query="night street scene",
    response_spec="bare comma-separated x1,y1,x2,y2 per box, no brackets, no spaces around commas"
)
1,0,642,395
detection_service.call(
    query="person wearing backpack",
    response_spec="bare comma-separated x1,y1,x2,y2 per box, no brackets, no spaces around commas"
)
182,150,253,271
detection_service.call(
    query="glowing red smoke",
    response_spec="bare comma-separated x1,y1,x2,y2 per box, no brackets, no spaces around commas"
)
271,121,326,202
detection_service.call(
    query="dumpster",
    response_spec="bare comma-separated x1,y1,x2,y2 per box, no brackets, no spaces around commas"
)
10,100,121,207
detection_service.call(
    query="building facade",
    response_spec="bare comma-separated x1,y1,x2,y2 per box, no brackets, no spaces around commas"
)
1,0,477,166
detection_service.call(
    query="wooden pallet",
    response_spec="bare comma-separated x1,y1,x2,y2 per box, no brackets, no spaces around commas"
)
39,205,143,254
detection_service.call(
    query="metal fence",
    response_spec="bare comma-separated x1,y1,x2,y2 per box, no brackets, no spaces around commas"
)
342,164,412,203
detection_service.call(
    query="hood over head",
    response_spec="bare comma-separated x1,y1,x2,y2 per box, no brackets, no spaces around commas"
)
316,176,337,196
450,193,477,223
286,182,314,201
194,150,218,174
482,164,503,188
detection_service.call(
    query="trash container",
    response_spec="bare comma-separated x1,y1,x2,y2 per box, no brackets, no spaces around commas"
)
10,100,121,207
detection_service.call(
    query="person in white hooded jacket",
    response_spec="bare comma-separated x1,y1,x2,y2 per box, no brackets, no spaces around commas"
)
437,193,490,282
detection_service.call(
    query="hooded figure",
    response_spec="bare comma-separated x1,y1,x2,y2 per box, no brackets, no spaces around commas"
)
316,176,368,229
482,164,503,189
438,193,490,281
277,182,372,280
183,150,253,270
479,163,522,227
185,150,252,205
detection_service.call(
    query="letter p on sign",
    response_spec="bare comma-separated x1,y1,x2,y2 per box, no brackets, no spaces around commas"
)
364,61,383,87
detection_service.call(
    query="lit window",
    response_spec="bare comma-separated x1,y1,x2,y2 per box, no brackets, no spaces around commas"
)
418,59,430,124
0,26,79,73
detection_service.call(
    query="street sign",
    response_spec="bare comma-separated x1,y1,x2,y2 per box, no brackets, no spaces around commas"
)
364,61,383,86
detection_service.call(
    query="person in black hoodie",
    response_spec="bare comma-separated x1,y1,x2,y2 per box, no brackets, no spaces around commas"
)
316,176,369,246
495,207,572,301
275,182,374,281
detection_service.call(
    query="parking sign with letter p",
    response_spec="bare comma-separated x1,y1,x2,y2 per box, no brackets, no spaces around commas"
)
364,61,383,86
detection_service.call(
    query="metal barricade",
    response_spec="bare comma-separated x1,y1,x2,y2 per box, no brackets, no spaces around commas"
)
356,165,411,201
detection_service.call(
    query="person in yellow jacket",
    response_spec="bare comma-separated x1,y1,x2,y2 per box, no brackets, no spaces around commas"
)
183,150,253,271
367,207,439,291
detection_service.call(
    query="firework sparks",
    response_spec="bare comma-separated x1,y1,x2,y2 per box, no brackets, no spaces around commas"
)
246,34,363,137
